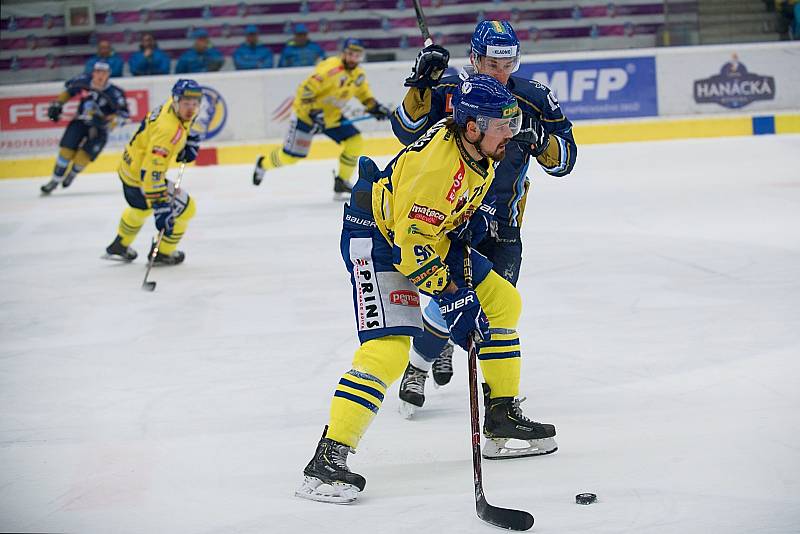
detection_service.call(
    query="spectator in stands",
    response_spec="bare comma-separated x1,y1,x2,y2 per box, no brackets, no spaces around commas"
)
84,39,124,77
233,24,274,69
278,23,326,68
175,28,224,73
129,33,171,76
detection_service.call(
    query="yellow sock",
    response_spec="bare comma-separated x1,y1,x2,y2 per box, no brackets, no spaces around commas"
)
117,207,150,247
475,270,523,398
159,196,196,255
327,336,410,448
262,147,301,171
337,134,363,180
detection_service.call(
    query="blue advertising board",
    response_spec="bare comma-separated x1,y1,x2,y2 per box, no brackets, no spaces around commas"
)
516,56,658,120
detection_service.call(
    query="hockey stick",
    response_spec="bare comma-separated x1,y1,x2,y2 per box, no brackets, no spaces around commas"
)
339,114,377,127
141,162,186,292
411,0,434,46
463,242,535,531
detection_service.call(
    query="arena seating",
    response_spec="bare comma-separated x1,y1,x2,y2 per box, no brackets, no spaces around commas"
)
1,0,699,84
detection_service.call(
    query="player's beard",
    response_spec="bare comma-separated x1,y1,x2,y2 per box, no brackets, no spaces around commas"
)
482,139,509,161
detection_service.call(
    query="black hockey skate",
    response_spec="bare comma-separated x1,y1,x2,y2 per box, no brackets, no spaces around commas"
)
333,175,352,200
482,383,558,459
40,178,61,195
296,426,366,504
61,172,76,188
398,363,427,419
103,235,138,262
148,243,185,265
252,156,265,186
432,342,454,387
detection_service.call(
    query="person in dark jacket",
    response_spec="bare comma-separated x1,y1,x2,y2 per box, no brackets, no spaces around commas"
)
129,33,171,76
233,25,273,69
175,28,224,73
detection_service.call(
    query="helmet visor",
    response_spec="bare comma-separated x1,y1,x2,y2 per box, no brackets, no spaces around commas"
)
476,109,522,137
475,45,520,74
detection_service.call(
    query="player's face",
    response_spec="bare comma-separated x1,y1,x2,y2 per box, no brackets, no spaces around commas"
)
91,69,110,88
176,97,201,121
342,49,363,69
475,55,515,85
477,118,516,160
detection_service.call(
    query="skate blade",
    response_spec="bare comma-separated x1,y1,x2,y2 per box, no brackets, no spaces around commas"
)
398,400,418,419
295,476,359,504
482,437,558,460
100,253,135,263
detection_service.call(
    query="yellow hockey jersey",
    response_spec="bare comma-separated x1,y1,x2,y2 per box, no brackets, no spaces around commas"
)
372,119,495,296
293,56,378,127
118,98,192,205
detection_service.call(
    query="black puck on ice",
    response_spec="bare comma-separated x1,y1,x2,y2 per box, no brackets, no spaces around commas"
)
575,493,597,505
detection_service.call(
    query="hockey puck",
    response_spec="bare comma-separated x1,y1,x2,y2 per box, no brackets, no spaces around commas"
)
575,493,597,505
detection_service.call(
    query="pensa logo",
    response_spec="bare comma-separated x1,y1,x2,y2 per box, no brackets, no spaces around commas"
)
389,290,420,307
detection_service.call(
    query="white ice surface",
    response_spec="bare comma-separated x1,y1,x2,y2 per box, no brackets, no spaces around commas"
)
1,135,799,534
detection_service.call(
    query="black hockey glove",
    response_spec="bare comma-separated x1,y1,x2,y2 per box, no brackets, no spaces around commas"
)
47,101,63,122
511,116,550,158
367,102,391,121
176,133,201,163
404,44,450,88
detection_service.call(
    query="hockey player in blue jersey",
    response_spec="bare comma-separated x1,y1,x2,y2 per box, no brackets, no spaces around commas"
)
390,20,578,415
40,61,129,195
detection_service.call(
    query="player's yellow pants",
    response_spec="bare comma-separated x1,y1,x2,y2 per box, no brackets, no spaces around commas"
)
327,270,522,448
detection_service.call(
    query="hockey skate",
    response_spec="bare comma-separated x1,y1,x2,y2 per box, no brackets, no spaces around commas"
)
296,426,366,504
148,243,185,266
61,172,76,188
102,235,137,262
431,342,454,387
333,175,352,201
398,363,427,419
252,156,265,186
40,178,61,195
482,383,558,459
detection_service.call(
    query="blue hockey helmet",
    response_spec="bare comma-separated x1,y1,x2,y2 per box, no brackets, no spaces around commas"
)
342,37,365,53
171,79,203,101
470,20,521,73
452,74,522,136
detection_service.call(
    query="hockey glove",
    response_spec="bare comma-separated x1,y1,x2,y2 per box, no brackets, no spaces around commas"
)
47,101,63,122
405,44,450,88
438,287,490,351
448,202,497,247
511,116,549,158
367,102,391,121
152,201,176,236
308,109,326,133
176,133,201,163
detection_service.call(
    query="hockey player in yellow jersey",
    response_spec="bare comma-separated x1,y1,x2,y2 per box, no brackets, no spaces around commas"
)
104,79,202,265
252,38,391,197
296,75,557,504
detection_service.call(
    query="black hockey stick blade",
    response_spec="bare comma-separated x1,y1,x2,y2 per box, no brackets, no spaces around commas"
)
141,280,156,292
477,495,534,531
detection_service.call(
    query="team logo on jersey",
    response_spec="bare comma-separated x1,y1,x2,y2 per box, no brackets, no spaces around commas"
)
446,160,465,202
408,203,446,226
461,81,472,94
190,86,227,140
389,290,420,307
